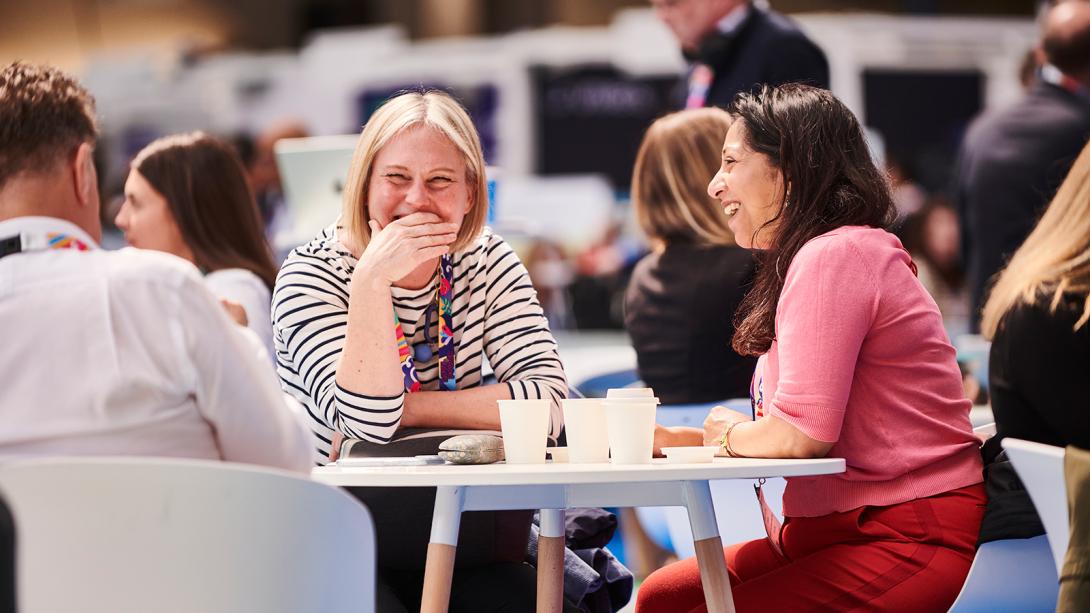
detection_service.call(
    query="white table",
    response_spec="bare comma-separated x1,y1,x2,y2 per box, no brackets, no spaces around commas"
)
314,457,845,613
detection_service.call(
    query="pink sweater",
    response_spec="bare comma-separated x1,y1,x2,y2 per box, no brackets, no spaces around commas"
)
759,226,983,517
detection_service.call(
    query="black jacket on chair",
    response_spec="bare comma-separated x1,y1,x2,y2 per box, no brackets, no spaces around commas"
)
955,82,1090,331
687,6,829,110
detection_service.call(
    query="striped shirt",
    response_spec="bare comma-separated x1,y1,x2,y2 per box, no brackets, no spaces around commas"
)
273,225,568,462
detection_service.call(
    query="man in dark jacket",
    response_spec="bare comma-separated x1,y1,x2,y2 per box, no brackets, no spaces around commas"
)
652,0,829,109
956,1,1090,331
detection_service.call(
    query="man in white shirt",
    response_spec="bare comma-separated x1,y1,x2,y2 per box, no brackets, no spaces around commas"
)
0,61,312,471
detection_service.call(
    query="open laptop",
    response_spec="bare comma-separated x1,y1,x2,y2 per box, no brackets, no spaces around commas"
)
273,135,359,250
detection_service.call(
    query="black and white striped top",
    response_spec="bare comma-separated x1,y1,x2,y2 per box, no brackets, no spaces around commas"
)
272,225,568,462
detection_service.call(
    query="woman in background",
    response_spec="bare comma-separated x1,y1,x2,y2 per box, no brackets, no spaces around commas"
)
115,132,279,358
981,139,1090,456
902,197,970,337
625,108,756,405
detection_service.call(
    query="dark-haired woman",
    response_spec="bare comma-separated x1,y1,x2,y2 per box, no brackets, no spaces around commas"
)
115,132,279,358
643,84,984,612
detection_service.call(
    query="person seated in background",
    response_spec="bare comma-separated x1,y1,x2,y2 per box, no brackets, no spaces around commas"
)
980,139,1090,466
625,107,757,405
0,61,311,471
272,90,569,612
643,84,983,612
114,132,280,359
246,120,309,239
902,197,970,335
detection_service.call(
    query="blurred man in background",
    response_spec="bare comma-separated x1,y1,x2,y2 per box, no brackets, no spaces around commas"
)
652,0,829,109
0,61,311,470
956,0,1090,331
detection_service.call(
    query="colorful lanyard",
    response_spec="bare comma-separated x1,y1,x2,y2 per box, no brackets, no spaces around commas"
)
685,64,715,109
393,254,456,392
1040,64,1090,102
0,231,91,260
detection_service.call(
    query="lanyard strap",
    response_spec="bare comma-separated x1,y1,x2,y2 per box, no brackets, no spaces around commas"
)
1040,64,1090,101
686,64,715,109
393,254,456,393
0,231,91,260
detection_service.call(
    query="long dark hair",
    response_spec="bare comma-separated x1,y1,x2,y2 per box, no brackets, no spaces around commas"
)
730,84,896,356
131,132,278,290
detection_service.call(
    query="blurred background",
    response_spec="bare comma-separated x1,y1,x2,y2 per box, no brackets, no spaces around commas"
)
2,0,1041,338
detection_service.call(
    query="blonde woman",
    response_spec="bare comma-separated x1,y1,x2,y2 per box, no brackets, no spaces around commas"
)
981,139,1090,453
272,91,570,612
624,108,757,404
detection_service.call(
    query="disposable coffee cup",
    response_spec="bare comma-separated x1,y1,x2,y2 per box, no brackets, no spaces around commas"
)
561,398,610,463
497,399,551,464
604,397,660,464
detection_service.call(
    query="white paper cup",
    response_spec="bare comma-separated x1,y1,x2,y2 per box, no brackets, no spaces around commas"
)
498,399,551,464
548,447,569,463
606,387,655,399
561,398,610,463
604,397,660,464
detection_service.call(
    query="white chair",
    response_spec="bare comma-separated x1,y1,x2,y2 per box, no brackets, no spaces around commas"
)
0,457,376,613
1002,438,1068,574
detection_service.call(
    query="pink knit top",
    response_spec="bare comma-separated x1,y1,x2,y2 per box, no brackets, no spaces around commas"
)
757,226,983,517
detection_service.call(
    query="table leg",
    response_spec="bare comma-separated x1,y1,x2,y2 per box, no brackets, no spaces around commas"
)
682,481,736,613
537,509,566,613
421,486,465,613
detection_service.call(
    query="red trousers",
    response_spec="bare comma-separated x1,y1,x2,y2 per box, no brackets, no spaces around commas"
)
636,484,986,613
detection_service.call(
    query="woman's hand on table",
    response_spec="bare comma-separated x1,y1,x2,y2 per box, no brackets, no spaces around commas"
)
652,424,703,457
354,212,459,285
702,406,753,449
328,432,344,462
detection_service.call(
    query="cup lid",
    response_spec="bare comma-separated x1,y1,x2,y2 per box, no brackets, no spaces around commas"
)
606,387,655,398
603,396,660,405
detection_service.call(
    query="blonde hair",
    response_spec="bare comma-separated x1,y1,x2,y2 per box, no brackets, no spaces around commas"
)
981,140,1090,338
631,107,736,247
341,91,488,252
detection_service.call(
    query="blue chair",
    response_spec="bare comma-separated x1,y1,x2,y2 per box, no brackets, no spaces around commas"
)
574,369,641,398
948,535,1058,612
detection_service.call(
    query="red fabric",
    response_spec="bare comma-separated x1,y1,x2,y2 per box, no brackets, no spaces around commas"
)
636,484,986,613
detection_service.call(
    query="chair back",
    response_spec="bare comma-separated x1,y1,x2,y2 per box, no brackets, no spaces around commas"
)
0,457,376,613
1003,438,1068,574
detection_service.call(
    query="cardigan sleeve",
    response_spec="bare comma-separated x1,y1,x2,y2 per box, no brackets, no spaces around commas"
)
767,236,878,442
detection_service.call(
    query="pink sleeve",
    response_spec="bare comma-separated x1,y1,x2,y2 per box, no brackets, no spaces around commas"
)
767,237,878,442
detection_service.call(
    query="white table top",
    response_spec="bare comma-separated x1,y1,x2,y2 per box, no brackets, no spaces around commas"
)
312,457,845,487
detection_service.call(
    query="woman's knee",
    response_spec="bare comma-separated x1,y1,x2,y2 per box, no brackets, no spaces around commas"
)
635,556,704,613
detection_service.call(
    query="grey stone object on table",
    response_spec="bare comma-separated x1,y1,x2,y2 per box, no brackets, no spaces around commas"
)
438,434,506,464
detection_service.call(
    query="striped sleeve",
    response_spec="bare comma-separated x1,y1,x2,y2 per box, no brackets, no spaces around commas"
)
272,258,403,444
480,237,568,438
